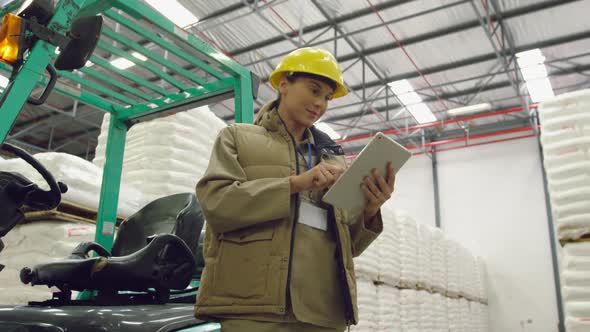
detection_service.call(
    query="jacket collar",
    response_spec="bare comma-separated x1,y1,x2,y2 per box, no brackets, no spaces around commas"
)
255,100,344,156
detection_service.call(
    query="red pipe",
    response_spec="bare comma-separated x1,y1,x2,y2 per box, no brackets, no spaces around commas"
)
404,126,534,150
337,104,538,144
420,133,537,154
345,125,538,159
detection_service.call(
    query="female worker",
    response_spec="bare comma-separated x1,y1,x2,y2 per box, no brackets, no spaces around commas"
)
194,47,396,332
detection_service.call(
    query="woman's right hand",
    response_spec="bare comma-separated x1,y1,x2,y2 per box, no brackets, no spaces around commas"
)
289,162,344,194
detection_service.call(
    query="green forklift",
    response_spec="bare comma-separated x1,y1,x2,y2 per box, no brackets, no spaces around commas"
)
0,1,258,331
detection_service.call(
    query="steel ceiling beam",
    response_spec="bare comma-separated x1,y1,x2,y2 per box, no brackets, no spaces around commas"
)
344,29,590,92
344,117,531,154
248,0,579,78
222,30,590,121
470,0,522,102
230,0,416,56
243,0,470,67
324,62,590,124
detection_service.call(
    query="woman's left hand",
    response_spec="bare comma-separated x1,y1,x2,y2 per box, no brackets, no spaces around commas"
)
361,162,396,222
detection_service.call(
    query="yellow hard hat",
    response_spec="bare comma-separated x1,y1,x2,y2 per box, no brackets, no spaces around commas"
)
269,47,348,98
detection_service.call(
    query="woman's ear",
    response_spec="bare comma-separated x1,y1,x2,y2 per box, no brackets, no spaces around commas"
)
278,74,289,95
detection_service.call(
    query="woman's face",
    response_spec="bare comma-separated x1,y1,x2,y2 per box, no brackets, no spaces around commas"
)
279,76,334,128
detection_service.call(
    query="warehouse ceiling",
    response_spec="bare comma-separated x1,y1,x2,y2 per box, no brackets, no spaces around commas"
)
5,0,590,159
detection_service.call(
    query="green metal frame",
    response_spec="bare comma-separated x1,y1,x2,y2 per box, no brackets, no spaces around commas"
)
0,0,255,254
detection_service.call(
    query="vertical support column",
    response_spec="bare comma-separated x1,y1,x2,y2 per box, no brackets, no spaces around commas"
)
432,147,441,228
95,115,127,250
536,124,566,332
234,73,254,124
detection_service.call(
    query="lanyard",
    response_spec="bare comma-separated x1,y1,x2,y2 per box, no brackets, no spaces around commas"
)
296,141,313,171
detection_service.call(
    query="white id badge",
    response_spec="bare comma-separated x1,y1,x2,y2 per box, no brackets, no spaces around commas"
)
298,200,328,231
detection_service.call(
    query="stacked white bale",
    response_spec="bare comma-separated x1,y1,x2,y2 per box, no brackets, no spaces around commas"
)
93,105,226,204
562,242,590,329
417,290,434,332
458,246,477,299
398,212,419,288
446,239,460,296
481,303,490,332
351,279,378,332
474,256,488,302
376,284,400,332
469,301,481,332
447,297,461,332
431,227,447,293
0,152,142,217
400,289,420,332
459,298,472,332
377,204,401,286
0,222,95,304
353,241,380,282
538,89,590,241
478,302,490,332
417,223,434,290
433,293,449,332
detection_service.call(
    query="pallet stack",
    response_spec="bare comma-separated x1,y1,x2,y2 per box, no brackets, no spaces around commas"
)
352,206,489,332
539,89,590,332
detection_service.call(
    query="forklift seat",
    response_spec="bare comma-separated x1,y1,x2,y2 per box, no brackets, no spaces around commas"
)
19,193,205,302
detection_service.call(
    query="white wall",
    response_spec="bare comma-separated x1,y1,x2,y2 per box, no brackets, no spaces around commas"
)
388,153,435,227
436,137,559,332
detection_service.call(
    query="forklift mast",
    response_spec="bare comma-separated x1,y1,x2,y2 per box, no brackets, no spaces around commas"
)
0,0,257,251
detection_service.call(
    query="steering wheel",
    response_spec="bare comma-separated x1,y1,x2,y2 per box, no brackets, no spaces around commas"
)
1,142,67,210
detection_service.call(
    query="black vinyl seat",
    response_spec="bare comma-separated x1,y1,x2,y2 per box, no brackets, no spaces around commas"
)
20,193,205,302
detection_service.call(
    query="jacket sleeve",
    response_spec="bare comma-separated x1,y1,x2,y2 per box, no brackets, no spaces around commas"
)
348,210,383,257
196,126,291,234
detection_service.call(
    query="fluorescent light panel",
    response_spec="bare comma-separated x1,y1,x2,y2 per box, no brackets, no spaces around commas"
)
517,48,554,102
111,57,135,70
388,79,436,124
110,52,148,70
131,52,148,61
144,0,199,27
315,122,341,139
447,103,492,117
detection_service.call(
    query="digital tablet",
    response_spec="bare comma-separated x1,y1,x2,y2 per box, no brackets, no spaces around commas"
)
322,132,412,210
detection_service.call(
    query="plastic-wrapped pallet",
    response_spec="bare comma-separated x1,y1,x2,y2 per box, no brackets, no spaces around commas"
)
417,224,434,290
469,301,481,332
417,290,434,332
474,256,488,302
483,304,490,332
562,242,590,322
459,248,477,299
457,245,469,298
0,221,95,304
433,293,449,332
446,239,460,297
400,289,419,332
353,242,380,282
479,303,490,332
376,284,400,332
538,89,590,241
431,228,448,293
459,298,472,332
398,212,418,288
0,152,143,217
377,204,401,286
447,297,461,332
350,279,378,332
93,105,226,203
